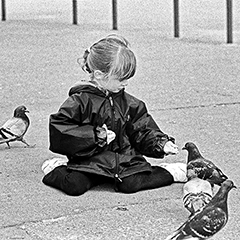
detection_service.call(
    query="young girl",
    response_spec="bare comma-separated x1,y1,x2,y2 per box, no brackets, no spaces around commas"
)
42,34,187,196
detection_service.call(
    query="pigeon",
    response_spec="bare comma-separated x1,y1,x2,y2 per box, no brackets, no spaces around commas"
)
165,180,236,240
182,142,228,186
183,177,213,216
0,105,33,148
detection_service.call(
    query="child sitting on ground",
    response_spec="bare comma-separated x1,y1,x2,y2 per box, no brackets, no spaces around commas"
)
42,34,187,196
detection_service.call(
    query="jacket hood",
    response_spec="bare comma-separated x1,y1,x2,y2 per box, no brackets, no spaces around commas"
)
69,80,125,97
69,80,101,96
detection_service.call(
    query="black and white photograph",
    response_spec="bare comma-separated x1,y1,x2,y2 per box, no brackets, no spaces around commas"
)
0,0,240,239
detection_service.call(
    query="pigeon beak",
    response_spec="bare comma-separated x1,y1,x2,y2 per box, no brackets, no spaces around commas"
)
25,110,29,113
182,146,186,150
233,185,237,189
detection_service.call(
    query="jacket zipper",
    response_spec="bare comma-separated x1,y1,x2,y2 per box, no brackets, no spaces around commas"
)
109,96,115,150
114,152,122,182
109,96,122,185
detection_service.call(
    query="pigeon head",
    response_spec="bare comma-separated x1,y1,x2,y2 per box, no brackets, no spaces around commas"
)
214,179,236,204
182,142,197,151
182,142,203,162
13,105,29,117
221,180,237,191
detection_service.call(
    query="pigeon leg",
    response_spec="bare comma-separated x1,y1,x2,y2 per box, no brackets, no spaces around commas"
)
21,139,30,146
21,139,36,148
27,144,36,148
0,138,11,148
6,142,11,149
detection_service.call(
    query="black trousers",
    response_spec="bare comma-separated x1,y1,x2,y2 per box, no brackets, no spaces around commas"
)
42,166,174,196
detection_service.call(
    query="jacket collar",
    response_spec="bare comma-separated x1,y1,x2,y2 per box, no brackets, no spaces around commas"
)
69,80,124,97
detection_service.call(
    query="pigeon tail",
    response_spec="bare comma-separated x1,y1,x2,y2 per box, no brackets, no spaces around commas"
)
208,169,228,186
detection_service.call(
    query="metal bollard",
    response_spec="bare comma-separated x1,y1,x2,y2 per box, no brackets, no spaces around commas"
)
72,0,78,25
173,0,179,37
226,0,233,43
1,0,6,21
112,0,117,30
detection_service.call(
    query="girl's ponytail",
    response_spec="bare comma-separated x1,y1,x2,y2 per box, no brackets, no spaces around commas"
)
78,48,92,74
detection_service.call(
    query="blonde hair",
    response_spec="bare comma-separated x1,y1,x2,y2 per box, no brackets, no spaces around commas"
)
81,35,136,81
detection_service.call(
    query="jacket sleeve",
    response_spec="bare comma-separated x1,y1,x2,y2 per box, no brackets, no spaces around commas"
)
127,101,174,158
49,94,100,157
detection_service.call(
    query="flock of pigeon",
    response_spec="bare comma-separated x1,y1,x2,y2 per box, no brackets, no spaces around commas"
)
165,142,236,240
0,106,236,240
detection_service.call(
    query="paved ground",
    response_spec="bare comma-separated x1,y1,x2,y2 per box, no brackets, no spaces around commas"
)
0,4,240,239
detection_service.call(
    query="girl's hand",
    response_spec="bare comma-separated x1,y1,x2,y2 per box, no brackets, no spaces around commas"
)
102,124,116,144
95,124,115,147
163,141,179,155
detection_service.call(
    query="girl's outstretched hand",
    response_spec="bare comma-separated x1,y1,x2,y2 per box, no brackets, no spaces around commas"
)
163,141,179,155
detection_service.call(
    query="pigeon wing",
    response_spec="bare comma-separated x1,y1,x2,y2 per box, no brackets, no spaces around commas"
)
187,160,214,180
1,117,28,137
188,207,227,238
189,159,228,185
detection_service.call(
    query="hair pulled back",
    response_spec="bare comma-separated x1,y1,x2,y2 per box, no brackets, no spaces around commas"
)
81,35,136,81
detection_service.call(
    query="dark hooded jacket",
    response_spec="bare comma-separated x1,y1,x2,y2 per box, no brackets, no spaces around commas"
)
49,80,174,180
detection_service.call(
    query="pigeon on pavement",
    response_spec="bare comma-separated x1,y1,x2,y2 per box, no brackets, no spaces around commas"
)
182,142,228,186
0,105,34,148
165,179,236,240
183,177,213,216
